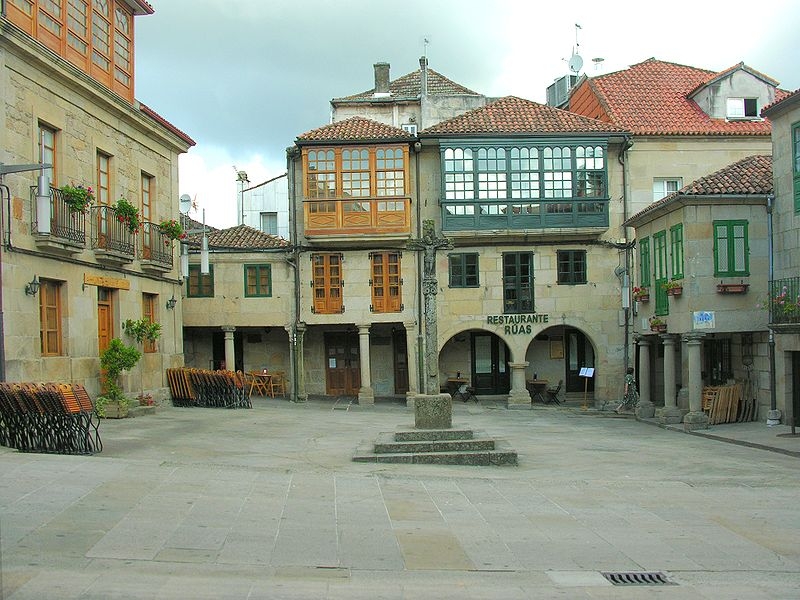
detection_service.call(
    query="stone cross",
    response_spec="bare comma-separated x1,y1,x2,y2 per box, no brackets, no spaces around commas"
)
408,220,453,395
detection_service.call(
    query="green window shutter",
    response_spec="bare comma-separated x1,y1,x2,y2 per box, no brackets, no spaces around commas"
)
639,238,650,287
653,231,668,316
670,223,684,279
713,220,749,277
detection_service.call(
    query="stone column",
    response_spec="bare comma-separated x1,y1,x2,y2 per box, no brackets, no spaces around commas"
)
657,334,682,424
357,324,374,405
222,326,236,371
683,333,708,430
507,361,531,409
404,321,420,408
294,322,307,403
635,337,655,418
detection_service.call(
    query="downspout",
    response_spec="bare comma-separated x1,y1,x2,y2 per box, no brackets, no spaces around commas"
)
414,141,424,394
287,147,301,403
618,135,634,371
766,194,780,426
0,182,9,382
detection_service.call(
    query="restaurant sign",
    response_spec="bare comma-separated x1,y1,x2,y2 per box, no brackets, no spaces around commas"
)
487,314,549,335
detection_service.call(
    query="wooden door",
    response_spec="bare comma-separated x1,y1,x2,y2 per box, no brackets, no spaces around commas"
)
325,332,360,396
470,332,509,395
97,288,113,353
393,328,409,394
565,328,595,393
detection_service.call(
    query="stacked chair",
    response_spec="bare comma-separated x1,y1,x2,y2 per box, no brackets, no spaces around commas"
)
166,368,250,409
0,382,102,455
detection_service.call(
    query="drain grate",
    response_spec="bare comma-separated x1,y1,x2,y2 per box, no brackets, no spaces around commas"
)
601,571,675,586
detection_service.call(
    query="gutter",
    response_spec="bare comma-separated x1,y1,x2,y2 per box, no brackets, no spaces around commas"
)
766,194,780,426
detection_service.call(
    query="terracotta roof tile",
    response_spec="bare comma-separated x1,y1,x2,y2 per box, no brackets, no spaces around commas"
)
762,87,800,115
335,67,478,101
297,116,413,143
420,96,626,136
625,155,772,224
582,58,780,136
186,225,289,250
138,103,196,147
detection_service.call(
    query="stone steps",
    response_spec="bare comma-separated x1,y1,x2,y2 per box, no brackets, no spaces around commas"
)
353,428,518,466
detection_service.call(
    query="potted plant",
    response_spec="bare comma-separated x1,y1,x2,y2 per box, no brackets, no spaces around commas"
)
759,286,800,324
113,197,141,234
717,280,749,294
122,318,162,404
648,315,667,332
96,338,141,418
59,184,94,213
663,279,683,296
632,286,650,302
158,218,187,245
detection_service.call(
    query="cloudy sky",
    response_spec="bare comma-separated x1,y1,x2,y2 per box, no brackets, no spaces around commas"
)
135,0,800,228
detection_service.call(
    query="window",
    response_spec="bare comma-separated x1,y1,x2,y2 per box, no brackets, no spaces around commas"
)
39,0,63,37
726,97,758,119
187,265,214,297
503,252,533,313
639,237,651,287
449,253,479,287
704,338,732,385
96,151,110,206
304,146,408,199
557,250,587,284
67,0,89,56
39,279,62,356
113,5,132,87
793,122,800,212
39,123,57,185
244,264,272,297
91,0,111,72
653,230,668,316
370,252,401,312
260,212,278,235
670,223,684,279
401,123,417,135
653,178,681,201
142,293,156,353
312,253,343,314
713,220,749,277
141,173,153,253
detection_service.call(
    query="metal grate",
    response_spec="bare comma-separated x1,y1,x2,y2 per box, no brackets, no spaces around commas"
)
602,572,675,586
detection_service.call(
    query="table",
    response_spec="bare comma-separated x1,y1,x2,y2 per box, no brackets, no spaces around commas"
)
445,378,469,397
527,379,549,403
248,372,272,397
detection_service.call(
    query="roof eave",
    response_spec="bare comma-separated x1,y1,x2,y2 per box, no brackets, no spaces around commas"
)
625,194,770,227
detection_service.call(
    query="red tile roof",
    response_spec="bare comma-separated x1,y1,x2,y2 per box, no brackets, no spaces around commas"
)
420,96,626,136
138,103,196,147
186,225,289,250
625,155,772,225
580,58,781,136
297,116,414,143
762,88,800,116
335,67,478,101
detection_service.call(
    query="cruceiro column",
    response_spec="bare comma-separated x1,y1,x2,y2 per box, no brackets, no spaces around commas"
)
657,334,683,424
683,333,708,431
222,326,236,371
357,324,374,405
635,337,655,418
507,362,531,409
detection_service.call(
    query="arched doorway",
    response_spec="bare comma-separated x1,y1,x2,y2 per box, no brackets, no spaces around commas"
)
440,330,510,395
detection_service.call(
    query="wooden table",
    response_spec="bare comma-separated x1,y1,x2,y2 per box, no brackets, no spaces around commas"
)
526,379,549,403
248,372,272,397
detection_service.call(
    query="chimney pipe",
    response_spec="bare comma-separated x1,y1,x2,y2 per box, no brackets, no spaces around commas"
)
373,62,390,96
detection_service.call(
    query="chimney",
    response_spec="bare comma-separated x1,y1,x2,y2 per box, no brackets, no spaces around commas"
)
419,56,428,97
373,62,390,97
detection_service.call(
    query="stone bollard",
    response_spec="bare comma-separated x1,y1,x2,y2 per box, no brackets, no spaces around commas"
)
414,394,452,429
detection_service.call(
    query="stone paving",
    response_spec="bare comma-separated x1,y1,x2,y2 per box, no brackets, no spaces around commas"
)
1,398,798,599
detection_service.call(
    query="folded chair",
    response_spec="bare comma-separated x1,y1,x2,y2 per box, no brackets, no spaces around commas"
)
545,379,563,404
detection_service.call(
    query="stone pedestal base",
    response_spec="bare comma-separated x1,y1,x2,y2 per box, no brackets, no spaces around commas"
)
683,410,709,431
357,387,375,406
636,400,655,419
414,394,452,429
656,406,683,425
506,389,532,410
767,408,782,426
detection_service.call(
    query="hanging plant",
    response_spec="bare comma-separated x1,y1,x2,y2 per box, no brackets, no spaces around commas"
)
113,197,141,234
158,218,187,244
59,184,95,213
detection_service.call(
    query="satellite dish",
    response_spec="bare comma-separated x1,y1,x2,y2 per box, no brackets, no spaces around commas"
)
179,194,192,215
568,53,583,74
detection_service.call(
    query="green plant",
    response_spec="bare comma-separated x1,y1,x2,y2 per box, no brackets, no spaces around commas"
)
662,279,683,290
99,338,141,402
648,315,666,327
158,218,187,243
113,197,141,234
59,184,94,213
94,394,129,418
758,286,800,321
123,318,161,400
632,286,649,299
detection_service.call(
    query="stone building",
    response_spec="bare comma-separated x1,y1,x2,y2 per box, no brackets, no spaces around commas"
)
762,89,800,428
1,1,194,398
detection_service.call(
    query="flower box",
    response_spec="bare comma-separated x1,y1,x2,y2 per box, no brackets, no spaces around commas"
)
650,323,667,333
666,286,683,297
717,283,749,294
637,294,650,303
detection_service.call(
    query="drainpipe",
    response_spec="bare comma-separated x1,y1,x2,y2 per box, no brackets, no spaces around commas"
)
414,141,424,394
287,147,301,403
766,194,780,426
618,135,634,371
0,182,8,382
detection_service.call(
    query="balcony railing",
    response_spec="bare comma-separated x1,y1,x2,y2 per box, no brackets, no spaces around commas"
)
441,199,609,231
140,222,174,269
30,186,87,246
91,205,136,257
768,277,800,325
304,198,411,236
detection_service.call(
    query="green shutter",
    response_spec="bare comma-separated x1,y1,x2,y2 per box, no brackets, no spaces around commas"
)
670,223,684,279
639,238,650,287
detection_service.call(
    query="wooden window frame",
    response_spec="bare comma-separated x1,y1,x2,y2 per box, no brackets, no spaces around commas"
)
556,250,587,285
303,146,409,200
112,4,132,87
502,252,534,314
187,264,214,298
96,151,111,206
670,223,684,279
311,253,343,314
141,172,153,254
370,252,401,313
448,253,480,288
142,293,156,353
40,278,63,356
39,122,57,186
713,220,749,277
244,264,272,298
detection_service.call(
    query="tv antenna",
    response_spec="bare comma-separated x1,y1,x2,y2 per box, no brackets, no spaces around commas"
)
568,23,583,74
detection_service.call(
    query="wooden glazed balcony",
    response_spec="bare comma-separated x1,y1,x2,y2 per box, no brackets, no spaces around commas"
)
304,198,411,237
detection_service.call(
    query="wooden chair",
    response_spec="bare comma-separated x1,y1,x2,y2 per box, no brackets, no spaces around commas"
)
247,371,269,397
545,380,563,404
268,371,287,398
